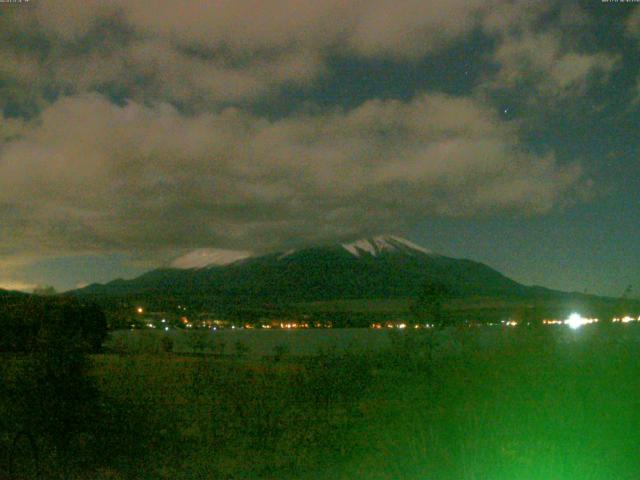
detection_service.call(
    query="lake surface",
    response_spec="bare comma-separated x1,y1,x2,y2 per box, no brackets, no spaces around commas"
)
105,324,640,357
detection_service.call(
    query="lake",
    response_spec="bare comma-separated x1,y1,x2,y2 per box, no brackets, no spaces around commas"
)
104,323,638,357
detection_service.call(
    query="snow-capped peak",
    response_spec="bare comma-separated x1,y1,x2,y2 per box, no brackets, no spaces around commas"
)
342,235,431,258
171,248,252,269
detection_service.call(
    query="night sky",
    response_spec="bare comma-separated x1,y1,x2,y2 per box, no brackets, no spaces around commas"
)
0,0,638,297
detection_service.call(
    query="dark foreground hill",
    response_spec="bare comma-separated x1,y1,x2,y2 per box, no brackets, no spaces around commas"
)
0,288,27,298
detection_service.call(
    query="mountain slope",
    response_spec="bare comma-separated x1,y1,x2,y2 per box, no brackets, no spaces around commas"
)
74,236,530,301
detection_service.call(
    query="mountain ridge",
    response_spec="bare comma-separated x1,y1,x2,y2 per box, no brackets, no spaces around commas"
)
73,235,531,301
168,235,435,270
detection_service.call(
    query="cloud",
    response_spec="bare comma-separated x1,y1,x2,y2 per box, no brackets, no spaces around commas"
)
32,0,488,58
488,31,619,99
481,2,620,102
0,0,497,115
0,255,42,294
626,6,640,38
0,279,38,293
0,1,604,272
625,7,640,104
0,0,620,117
0,92,582,259
0,2,329,112
346,0,488,58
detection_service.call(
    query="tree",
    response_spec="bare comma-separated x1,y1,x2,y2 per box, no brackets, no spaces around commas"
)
2,299,104,477
32,285,58,296
411,280,452,327
0,297,107,354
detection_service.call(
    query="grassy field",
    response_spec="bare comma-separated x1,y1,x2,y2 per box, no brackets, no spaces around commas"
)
104,328,395,357
4,324,640,479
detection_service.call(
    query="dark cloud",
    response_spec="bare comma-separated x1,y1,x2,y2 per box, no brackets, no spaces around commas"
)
480,1,620,104
0,0,618,116
0,0,623,287
0,93,582,262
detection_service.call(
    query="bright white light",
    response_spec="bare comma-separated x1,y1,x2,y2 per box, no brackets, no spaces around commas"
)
564,313,597,330
566,313,584,329
164,326,169,331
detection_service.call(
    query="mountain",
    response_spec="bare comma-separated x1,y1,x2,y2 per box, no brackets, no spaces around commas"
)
74,235,530,302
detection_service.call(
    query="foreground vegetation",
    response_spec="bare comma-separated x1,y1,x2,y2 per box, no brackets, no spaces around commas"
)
3,320,640,479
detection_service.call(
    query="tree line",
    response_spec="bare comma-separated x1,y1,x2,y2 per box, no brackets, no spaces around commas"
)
0,295,111,478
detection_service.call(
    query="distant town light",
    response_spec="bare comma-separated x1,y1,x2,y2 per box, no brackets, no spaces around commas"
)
543,319,563,325
612,316,636,324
